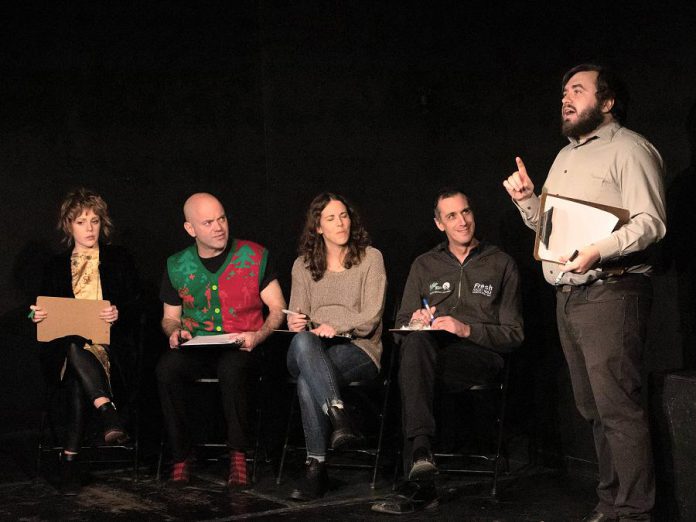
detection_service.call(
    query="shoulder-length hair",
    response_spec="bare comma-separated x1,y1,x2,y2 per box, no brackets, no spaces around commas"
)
58,187,114,245
298,192,371,281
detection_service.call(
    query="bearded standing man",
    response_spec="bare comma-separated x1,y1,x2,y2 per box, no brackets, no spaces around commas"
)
503,64,666,522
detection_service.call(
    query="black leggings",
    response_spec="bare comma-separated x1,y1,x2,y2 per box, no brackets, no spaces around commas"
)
62,339,112,452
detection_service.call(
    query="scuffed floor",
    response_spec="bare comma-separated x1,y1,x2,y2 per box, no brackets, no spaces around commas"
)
0,452,598,521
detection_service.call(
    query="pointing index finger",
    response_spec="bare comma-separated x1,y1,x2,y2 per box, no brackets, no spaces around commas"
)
515,156,529,181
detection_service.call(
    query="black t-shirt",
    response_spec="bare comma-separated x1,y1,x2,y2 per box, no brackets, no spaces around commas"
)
159,242,278,306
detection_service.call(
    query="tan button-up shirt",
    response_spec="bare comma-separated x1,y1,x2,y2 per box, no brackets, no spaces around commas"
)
515,121,666,286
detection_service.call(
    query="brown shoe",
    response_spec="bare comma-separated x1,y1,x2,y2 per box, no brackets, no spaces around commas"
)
289,458,328,501
98,402,129,444
327,404,361,450
408,447,437,481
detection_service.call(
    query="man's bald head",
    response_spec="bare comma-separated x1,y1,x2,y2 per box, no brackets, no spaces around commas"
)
182,192,230,258
183,192,223,222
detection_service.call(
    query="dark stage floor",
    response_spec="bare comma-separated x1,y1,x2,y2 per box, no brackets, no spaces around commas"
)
0,435,598,522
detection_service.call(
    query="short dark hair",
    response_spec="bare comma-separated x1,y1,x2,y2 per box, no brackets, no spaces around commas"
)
58,187,113,245
562,63,629,124
433,188,472,219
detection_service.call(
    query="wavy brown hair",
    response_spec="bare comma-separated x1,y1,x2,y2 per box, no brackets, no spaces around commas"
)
298,192,371,281
58,187,114,246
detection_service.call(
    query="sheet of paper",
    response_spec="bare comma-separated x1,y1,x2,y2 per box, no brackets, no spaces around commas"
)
36,296,111,344
535,194,622,263
181,333,243,346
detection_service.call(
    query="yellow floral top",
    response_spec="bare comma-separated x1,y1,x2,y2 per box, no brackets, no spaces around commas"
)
67,248,110,380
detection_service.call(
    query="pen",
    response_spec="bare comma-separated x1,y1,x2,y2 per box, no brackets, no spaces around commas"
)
27,310,35,320
421,298,435,325
282,309,312,330
554,250,579,285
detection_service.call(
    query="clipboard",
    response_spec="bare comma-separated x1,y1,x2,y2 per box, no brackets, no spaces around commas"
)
273,329,353,339
36,296,111,344
534,192,629,264
179,334,244,350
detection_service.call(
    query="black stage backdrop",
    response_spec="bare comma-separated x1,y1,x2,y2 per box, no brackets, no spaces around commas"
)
1,1,695,477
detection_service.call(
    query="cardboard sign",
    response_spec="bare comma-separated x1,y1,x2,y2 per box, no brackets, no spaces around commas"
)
36,296,111,344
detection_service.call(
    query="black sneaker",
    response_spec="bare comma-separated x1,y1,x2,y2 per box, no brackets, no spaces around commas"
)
289,458,328,501
408,446,437,481
371,480,439,514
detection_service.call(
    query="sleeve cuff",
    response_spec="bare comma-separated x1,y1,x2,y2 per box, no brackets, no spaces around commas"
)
467,323,481,343
593,236,620,263
513,194,540,219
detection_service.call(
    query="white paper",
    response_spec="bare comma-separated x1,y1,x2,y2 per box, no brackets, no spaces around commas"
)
181,333,243,346
538,195,619,262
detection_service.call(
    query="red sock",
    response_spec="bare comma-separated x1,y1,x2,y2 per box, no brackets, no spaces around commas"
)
170,458,190,483
228,450,248,485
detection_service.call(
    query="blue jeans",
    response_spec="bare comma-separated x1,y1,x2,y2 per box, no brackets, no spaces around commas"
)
286,331,378,457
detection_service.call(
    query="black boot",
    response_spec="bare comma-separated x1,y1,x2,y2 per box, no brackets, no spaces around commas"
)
289,458,328,501
327,403,360,450
60,452,81,496
98,402,129,444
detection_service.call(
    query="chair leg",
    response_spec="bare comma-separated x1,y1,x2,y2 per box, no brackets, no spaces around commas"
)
275,393,297,485
370,378,391,489
131,408,140,482
491,368,511,498
391,446,402,490
156,431,166,482
35,410,49,483
252,397,264,484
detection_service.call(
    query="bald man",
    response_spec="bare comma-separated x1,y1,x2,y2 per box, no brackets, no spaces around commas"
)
156,192,286,488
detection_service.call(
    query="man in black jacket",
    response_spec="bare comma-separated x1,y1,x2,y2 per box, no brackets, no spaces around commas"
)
373,188,523,515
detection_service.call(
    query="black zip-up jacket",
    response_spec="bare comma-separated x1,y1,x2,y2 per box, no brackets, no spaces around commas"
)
396,241,523,353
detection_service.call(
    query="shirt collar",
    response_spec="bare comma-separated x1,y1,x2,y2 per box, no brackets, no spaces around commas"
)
435,240,483,262
568,120,621,148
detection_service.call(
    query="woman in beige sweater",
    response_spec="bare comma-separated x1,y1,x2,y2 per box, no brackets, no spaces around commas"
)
286,192,387,501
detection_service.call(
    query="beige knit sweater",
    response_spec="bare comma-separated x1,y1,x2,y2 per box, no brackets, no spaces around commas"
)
288,246,387,369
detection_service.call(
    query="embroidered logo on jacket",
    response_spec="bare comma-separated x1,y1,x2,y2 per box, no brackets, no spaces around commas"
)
472,283,493,297
429,281,451,295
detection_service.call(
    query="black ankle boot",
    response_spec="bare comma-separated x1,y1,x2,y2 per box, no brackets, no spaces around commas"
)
327,403,360,450
60,453,81,496
98,402,129,444
289,458,328,501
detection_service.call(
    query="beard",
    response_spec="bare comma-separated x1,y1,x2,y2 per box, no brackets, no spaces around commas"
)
561,102,605,139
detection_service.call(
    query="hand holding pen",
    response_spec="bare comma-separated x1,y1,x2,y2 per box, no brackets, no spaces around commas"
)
409,298,435,327
421,298,436,325
283,309,312,332
554,249,579,285
168,327,191,349
28,304,47,323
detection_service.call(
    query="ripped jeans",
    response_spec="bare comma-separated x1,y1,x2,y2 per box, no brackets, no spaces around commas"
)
286,331,377,457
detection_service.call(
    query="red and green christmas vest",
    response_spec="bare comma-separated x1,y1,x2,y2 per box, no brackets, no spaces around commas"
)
167,240,268,336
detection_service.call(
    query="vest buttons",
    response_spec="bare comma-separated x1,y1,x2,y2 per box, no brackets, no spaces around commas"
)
216,326,222,332
212,285,218,290
215,308,220,314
